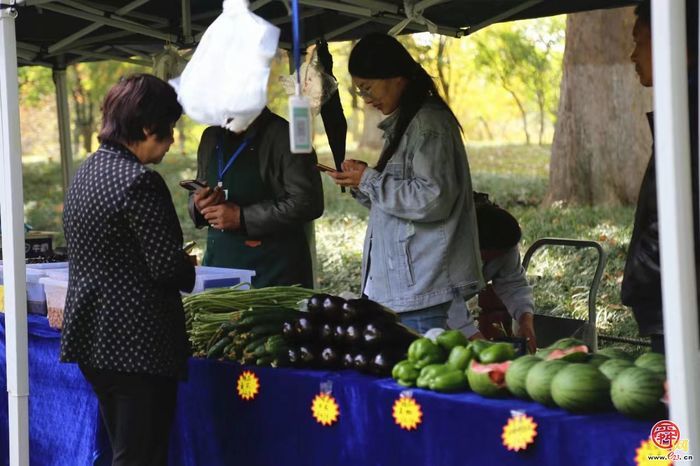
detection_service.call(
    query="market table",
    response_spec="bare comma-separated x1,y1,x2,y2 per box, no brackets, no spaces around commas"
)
0,315,655,466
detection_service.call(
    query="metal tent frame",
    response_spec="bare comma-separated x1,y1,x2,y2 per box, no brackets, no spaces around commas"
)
1,0,698,464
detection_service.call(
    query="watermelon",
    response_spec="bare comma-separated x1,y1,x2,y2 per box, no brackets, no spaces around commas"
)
611,367,666,420
587,354,610,367
551,363,612,412
549,338,586,350
596,347,633,361
525,360,569,406
505,355,541,399
598,359,634,380
467,360,512,398
546,345,589,362
635,352,666,377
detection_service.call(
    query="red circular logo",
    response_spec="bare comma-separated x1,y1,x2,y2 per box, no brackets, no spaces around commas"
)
650,420,681,450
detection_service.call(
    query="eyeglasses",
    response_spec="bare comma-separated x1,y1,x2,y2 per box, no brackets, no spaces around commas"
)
354,82,376,100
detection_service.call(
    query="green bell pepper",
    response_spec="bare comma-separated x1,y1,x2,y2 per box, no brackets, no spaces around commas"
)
391,360,420,387
479,342,516,364
429,369,469,392
470,339,494,357
408,338,446,369
436,330,469,352
416,364,451,389
446,345,474,371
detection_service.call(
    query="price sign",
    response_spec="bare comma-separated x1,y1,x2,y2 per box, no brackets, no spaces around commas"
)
311,392,340,426
392,392,423,431
502,412,537,452
236,370,260,401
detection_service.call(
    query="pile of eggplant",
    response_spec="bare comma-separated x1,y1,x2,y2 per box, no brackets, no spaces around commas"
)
282,294,420,376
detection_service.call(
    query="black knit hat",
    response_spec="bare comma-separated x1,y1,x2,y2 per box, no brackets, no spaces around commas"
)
348,33,419,79
476,204,522,250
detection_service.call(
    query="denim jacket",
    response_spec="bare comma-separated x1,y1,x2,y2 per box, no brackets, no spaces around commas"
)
355,98,484,312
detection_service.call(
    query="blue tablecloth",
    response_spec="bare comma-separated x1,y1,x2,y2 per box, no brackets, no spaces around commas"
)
0,315,654,466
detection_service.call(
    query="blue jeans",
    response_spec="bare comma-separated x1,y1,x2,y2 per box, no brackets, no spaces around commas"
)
399,301,451,334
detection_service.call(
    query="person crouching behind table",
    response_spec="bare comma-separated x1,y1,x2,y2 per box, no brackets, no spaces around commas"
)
329,34,484,333
61,74,195,466
447,193,537,353
188,108,324,289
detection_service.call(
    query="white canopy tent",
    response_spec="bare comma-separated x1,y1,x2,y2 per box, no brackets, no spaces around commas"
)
0,0,698,464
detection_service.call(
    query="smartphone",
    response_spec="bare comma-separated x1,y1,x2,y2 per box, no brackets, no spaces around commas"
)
179,179,208,191
316,163,337,173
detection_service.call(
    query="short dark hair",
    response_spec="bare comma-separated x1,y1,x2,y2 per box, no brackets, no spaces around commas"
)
98,73,182,145
634,0,698,59
476,203,522,251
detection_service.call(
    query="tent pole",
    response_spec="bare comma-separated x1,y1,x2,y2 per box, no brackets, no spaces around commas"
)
53,67,73,198
181,0,192,43
286,49,319,289
0,6,30,466
652,0,700,449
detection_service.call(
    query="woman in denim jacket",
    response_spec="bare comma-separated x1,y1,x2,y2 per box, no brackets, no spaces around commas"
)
331,34,484,334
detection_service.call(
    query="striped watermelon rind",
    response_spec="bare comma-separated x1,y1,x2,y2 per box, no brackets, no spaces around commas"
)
634,352,666,377
611,366,666,420
598,358,634,380
587,353,610,367
505,355,542,399
596,347,634,361
525,360,569,407
550,363,612,412
467,360,512,398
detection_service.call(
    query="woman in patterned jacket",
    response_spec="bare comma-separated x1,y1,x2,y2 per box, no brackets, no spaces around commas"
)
61,74,195,466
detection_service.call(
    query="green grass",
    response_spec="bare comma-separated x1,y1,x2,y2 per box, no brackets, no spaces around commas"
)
21,143,643,346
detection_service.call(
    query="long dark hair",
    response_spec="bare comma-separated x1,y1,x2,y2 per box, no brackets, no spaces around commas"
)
349,34,460,172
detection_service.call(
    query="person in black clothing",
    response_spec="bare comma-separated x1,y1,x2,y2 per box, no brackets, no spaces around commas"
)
61,74,195,466
623,0,699,354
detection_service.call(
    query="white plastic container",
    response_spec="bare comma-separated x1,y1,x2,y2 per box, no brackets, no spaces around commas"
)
192,266,256,293
0,265,48,315
39,275,68,329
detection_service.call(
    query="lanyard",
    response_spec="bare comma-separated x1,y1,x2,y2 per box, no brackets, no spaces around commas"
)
292,0,301,92
217,137,250,187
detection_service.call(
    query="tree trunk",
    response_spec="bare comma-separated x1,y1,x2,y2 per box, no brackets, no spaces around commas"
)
436,37,451,104
506,86,530,145
537,90,545,145
80,124,93,154
359,105,384,152
546,8,653,206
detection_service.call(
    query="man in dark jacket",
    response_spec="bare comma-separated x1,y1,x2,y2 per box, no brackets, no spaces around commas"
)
188,108,324,288
622,0,699,353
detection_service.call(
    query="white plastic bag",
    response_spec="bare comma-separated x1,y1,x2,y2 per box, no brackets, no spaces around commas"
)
171,0,280,132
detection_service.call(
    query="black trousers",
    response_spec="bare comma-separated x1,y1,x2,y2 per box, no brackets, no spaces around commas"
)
80,365,178,466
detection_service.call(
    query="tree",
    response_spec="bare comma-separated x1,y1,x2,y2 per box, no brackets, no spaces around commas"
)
546,8,652,206
68,61,146,155
473,29,534,144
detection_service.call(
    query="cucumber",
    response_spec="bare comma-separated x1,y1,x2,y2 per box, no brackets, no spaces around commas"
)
244,336,269,354
207,337,232,359
256,355,275,366
250,322,285,337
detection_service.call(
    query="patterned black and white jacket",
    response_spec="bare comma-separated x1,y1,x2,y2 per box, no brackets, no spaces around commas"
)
61,142,195,379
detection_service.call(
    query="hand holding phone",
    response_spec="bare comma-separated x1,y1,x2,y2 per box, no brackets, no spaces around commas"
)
179,179,208,191
316,163,337,173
